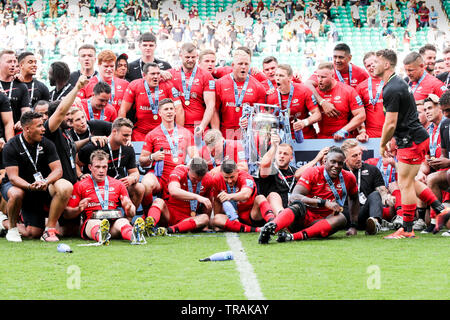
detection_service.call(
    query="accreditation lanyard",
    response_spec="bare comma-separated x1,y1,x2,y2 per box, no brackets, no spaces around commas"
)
107,142,122,178
323,169,347,206
410,72,426,94
336,64,352,85
187,176,202,213
276,165,296,193
62,130,76,169
74,125,91,141
87,98,105,120
277,84,294,110
97,74,115,104
377,158,393,187
91,175,109,210
230,73,250,107
144,80,159,115
226,183,238,210
368,77,384,106
428,120,443,157
267,80,275,89
160,123,179,161
210,140,226,168
29,80,35,107
19,134,40,173
51,83,71,101
0,81,13,99
180,64,198,105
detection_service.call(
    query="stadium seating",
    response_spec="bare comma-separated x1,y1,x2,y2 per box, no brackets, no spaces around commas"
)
20,0,449,80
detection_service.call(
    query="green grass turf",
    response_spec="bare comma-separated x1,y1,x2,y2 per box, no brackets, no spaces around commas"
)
0,230,448,300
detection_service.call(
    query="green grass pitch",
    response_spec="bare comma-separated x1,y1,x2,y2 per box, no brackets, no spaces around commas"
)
0,230,448,300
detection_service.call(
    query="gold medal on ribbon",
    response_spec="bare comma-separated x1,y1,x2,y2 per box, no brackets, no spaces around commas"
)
190,211,196,217
235,107,240,112
153,114,158,120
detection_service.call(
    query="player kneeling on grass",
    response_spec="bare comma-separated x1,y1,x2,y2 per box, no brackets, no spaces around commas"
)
211,159,277,233
144,157,214,235
64,150,141,244
258,146,360,244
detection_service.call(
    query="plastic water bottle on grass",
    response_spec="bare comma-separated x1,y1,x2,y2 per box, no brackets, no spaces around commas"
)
199,251,233,262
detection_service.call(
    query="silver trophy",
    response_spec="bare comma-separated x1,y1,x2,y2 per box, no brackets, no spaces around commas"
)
240,103,295,176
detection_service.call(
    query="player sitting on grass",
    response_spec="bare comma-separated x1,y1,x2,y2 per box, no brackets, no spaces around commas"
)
258,146,360,244
64,149,144,244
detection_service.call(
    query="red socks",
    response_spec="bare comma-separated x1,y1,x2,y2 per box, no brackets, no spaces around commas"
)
90,225,100,241
224,219,259,232
169,219,197,233
292,219,332,240
146,205,162,224
259,200,275,222
418,188,438,206
402,203,416,223
273,208,296,233
120,224,133,240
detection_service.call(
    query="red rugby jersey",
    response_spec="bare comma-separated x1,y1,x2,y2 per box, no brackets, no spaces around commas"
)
356,77,385,138
297,166,358,217
315,81,364,138
123,78,179,140
78,75,129,112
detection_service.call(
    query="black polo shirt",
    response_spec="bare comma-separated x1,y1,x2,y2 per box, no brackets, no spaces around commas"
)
25,79,50,108
383,74,429,149
0,79,30,123
78,141,137,179
348,162,385,201
258,164,297,208
125,57,172,82
2,134,59,184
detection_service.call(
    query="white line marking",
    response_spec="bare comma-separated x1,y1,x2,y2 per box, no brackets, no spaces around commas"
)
225,232,265,300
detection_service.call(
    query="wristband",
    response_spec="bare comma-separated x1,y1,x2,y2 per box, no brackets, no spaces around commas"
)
334,129,349,138
349,223,357,229
317,198,326,207
302,119,310,127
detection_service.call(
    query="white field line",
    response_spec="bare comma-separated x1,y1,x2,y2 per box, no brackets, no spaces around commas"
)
225,232,265,300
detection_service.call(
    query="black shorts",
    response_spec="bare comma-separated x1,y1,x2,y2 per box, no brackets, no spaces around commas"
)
1,182,52,229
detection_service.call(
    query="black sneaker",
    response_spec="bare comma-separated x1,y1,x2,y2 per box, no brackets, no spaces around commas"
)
258,221,276,244
276,231,293,242
421,223,436,234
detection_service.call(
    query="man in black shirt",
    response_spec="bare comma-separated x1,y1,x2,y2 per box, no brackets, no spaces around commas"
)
1,111,68,242
77,117,144,209
258,133,297,214
0,49,30,130
17,52,50,108
48,61,74,102
375,49,449,238
341,139,395,235
125,32,171,82
67,106,112,142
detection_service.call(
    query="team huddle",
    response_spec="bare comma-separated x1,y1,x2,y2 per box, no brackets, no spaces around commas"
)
0,32,449,244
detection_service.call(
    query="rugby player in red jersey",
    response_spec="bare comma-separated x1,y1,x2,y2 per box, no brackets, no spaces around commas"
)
77,50,129,113
138,98,197,204
306,43,368,120
355,51,386,140
313,62,366,140
144,158,214,235
215,48,265,140
80,81,117,122
169,43,218,139
65,150,137,243
266,64,321,139
211,160,277,233
403,52,447,103
119,62,183,141
258,146,360,244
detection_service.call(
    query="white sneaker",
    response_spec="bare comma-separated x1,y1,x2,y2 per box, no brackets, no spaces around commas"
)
6,227,22,242
391,215,403,230
441,231,450,237
0,211,7,232
413,218,427,231
366,217,381,235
